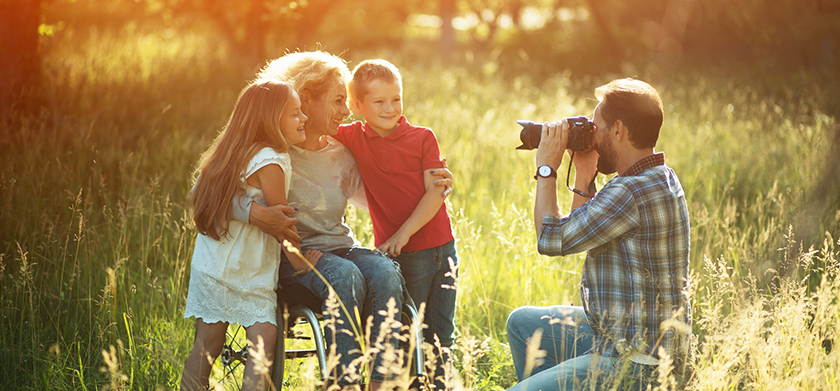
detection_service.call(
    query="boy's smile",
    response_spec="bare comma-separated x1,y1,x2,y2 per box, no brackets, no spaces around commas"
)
354,78,402,137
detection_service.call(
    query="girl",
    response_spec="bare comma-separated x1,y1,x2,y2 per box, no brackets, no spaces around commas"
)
181,79,321,391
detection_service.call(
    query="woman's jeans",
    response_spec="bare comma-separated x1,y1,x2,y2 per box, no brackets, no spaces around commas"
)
394,239,459,387
279,246,404,385
506,305,657,391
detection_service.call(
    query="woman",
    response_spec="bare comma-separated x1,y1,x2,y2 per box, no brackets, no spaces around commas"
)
233,51,452,389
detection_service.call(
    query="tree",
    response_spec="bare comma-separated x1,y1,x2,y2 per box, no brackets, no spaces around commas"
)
163,0,345,60
0,0,43,117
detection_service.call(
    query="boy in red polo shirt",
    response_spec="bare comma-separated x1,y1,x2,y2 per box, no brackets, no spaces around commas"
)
333,59,458,388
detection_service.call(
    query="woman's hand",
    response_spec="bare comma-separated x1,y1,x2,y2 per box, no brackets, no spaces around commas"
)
250,203,302,243
376,232,410,257
429,166,453,197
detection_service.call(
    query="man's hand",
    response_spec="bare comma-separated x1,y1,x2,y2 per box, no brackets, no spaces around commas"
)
536,120,569,170
569,147,599,180
249,203,302,243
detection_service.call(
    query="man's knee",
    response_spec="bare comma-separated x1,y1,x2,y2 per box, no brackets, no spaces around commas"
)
507,306,532,336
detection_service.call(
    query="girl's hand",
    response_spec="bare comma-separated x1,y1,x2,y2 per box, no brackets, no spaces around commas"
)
376,233,410,257
302,249,322,269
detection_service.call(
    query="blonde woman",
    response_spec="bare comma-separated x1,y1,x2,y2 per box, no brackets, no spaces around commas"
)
234,52,453,389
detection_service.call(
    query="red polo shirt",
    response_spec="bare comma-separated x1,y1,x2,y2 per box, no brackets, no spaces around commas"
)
334,116,454,252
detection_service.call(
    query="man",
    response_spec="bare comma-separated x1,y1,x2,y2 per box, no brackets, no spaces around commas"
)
506,79,692,390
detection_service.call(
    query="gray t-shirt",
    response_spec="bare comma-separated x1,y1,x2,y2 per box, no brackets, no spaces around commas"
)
233,137,365,252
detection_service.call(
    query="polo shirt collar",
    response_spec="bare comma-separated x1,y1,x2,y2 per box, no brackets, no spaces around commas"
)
620,152,665,177
361,116,410,139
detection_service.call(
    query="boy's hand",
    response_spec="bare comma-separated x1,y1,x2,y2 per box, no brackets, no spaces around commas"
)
377,233,410,257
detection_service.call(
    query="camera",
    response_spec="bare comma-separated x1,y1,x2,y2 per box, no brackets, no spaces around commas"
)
515,116,594,152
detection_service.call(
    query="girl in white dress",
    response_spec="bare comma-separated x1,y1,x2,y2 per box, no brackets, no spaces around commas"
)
181,79,322,391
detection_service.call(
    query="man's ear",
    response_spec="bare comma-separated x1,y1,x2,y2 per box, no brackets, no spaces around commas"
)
614,120,627,140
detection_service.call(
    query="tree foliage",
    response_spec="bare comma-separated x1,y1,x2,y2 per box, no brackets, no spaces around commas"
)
0,0,43,117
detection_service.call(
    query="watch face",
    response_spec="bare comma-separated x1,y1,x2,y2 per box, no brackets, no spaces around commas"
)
539,166,551,177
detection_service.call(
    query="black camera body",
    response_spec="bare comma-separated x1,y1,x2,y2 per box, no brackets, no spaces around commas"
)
516,116,595,152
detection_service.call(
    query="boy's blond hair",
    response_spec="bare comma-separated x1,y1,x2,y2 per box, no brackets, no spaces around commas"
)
348,59,402,109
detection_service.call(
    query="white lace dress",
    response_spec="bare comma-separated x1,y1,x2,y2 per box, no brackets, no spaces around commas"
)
184,148,292,327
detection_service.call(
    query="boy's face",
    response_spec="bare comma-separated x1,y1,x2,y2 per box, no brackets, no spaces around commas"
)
354,78,402,136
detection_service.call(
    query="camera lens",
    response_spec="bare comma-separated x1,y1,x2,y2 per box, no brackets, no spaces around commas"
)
516,120,541,150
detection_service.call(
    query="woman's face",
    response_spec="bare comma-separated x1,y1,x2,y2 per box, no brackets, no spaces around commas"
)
305,81,350,137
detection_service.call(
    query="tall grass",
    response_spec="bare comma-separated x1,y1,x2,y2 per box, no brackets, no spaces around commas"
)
1,22,838,390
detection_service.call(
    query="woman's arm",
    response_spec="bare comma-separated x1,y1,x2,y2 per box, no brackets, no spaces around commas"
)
248,165,318,271
375,168,447,257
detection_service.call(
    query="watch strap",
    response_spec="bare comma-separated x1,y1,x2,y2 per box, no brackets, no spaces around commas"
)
534,165,557,180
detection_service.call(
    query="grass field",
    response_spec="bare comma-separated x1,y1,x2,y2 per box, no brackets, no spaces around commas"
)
1,23,839,390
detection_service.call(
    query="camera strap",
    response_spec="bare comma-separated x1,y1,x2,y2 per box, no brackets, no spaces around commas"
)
565,151,597,199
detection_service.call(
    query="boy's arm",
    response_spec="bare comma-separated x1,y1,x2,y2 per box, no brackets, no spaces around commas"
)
376,168,447,257
250,164,317,272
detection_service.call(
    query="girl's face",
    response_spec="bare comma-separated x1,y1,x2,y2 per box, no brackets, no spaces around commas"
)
305,81,350,137
279,91,308,145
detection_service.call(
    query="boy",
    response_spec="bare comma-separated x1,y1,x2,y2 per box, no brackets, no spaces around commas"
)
333,59,459,389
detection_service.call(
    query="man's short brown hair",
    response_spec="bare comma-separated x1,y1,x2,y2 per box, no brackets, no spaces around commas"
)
595,79,664,149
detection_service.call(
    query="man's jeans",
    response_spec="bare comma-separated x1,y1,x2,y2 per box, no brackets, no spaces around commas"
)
279,246,403,384
506,306,656,391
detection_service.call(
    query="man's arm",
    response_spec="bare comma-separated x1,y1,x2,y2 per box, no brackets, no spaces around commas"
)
533,121,568,233
534,121,600,233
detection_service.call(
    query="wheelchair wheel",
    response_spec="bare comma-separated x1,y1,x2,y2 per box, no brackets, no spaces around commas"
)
212,323,249,390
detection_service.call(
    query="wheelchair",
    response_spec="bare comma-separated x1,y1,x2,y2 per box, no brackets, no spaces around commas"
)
218,283,425,390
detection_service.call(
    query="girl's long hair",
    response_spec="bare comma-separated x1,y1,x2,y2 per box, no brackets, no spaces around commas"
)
190,79,295,240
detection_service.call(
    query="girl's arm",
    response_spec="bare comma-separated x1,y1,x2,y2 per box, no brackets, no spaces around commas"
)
376,168,447,257
247,165,321,271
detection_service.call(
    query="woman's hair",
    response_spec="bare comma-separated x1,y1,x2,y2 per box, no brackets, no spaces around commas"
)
595,78,664,149
257,51,350,111
347,59,402,108
191,79,295,240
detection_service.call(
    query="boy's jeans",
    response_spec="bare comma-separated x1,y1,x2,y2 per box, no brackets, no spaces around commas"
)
506,305,657,391
394,239,459,388
279,246,403,385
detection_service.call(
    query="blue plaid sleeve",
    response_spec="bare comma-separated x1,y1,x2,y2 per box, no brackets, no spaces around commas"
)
537,181,640,256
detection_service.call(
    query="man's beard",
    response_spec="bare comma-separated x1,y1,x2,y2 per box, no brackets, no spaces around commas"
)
595,139,618,175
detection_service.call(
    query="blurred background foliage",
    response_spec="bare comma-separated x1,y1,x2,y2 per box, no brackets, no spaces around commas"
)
3,0,839,110
1,0,840,389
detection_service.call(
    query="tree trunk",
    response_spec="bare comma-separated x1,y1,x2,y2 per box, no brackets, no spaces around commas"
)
0,0,42,117
583,0,623,71
440,0,455,60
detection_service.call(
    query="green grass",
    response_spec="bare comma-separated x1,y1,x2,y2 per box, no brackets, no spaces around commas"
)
1,22,839,390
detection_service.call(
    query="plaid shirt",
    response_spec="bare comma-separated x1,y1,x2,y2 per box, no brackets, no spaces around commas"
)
538,153,691,361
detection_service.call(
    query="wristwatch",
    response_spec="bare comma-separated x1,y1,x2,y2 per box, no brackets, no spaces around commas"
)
534,165,557,180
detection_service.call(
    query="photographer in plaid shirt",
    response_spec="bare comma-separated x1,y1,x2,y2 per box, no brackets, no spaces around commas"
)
506,79,692,391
